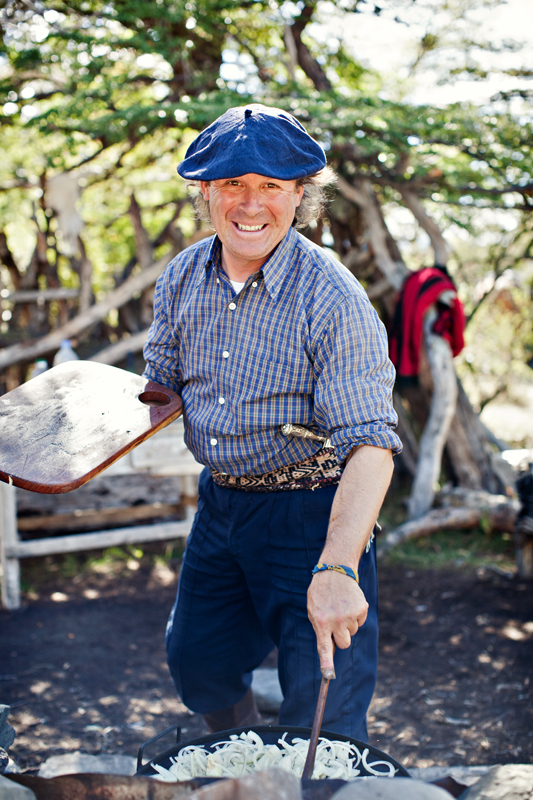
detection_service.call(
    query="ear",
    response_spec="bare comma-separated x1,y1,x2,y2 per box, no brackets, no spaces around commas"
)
295,183,304,208
200,181,210,201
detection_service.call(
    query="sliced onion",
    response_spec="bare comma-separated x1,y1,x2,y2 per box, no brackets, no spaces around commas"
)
149,731,397,782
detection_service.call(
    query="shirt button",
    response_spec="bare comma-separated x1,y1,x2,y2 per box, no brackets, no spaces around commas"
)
218,397,225,404
229,302,236,310
222,350,229,358
216,278,220,284
210,438,218,446
252,281,258,288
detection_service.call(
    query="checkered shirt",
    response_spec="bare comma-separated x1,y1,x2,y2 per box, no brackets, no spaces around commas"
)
143,226,402,476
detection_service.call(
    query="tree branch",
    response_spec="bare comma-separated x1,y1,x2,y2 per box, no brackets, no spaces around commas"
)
467,227,533,323
337,162,533,202
337,175,408,289
399,189,451,265
284,24,298,81
116,201,186,286
288,4,332,91
129,194,153,270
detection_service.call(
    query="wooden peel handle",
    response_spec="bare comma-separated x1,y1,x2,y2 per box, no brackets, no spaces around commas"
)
301,644,336,780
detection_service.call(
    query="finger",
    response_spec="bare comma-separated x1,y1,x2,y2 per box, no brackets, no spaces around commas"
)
322,665,336,680
332,628,352,650
316,634,335,677
357,604,369,627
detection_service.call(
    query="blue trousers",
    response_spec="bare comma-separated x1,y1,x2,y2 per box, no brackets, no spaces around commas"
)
165,469,378,740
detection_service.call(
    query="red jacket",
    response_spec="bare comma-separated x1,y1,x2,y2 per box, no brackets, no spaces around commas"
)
389,267,465,381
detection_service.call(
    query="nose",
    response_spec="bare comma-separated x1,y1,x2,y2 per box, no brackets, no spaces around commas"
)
240,187,263,216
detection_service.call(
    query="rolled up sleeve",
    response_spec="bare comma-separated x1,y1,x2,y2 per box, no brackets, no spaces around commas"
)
313,294,402,463
142,267,183,395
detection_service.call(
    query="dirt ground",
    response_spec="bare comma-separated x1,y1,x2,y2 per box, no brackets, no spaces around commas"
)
1,547,532,775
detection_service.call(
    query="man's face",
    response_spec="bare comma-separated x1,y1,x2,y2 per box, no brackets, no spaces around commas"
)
200,173,304,273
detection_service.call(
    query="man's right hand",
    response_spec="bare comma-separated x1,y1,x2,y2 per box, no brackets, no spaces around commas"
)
307,568,369,677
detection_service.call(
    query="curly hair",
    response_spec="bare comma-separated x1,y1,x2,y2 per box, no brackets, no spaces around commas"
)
188,166,337,230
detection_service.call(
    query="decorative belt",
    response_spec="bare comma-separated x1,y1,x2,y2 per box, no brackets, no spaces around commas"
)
210,447,342,493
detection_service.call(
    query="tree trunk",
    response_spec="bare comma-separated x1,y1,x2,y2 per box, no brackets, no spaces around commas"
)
0,232,22,290
445,381,502,493
392,391,418,477
407,310,458,519
395,190,503,498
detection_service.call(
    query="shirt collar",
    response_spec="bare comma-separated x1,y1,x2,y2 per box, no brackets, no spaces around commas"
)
203,227,298,300
261,226,298,300
205,235,222,272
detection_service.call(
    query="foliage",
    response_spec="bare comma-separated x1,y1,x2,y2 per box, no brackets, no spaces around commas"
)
2,1,532,201
454,213,533,414
18,541,182,598
381,527,516,572
0,0,532,423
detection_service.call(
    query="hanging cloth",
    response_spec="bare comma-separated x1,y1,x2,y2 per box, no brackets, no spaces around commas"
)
389,266,466,384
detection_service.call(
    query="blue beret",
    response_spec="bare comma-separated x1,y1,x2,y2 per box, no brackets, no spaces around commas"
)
177,104,326,181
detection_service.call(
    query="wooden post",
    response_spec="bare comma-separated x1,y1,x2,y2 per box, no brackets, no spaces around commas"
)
0,482,20,610
180,474,199,522
407,309,458,520
515,463,533,578
515,526,533,578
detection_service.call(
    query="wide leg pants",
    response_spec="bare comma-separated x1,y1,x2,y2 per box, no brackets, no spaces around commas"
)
165,468,378,740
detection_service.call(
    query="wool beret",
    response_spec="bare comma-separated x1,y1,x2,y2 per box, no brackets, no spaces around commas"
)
177,104,326,181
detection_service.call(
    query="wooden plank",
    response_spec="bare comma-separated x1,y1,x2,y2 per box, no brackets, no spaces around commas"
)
130,420,203,473
17,502,182,533
0,482,20,609
5,520,192,559
0,247,178,372
90,329,149,365
5,288,80,303
0,362,182,494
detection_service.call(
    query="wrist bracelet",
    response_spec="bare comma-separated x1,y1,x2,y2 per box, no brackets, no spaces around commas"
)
312,563,359,584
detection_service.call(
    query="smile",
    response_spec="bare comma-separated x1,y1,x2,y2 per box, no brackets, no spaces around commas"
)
234,223,267,231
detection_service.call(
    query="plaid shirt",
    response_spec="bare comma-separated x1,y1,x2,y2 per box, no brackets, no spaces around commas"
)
143,226,401,476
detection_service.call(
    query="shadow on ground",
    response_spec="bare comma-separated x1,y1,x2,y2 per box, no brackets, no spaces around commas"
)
1,558,532,772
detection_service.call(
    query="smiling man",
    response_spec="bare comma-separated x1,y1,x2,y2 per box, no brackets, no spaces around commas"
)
200,173,304,280
143,104,402,739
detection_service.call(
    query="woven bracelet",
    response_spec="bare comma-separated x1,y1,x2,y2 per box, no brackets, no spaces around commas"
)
312,563,359,584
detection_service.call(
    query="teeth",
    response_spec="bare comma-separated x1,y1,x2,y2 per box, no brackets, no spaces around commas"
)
236,223,264,231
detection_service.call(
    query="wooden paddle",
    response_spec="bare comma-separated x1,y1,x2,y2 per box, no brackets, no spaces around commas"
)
0,362,182,494
301,645,336,780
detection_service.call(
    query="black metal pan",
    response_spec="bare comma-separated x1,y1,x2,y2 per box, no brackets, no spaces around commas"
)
136,724,410,780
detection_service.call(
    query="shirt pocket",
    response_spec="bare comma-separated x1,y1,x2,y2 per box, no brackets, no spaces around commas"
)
234,344,315,402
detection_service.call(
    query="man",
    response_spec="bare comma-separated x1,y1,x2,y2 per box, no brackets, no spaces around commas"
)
143,104,402,739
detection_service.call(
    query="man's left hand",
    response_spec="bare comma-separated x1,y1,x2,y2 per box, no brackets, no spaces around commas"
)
307,569,369,677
